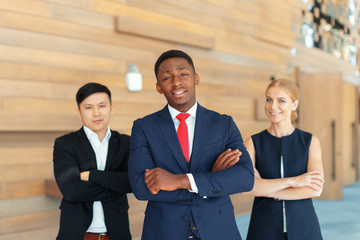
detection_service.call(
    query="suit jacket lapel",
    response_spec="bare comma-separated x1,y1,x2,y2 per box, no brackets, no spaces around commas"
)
77,127,97,170
105,132,116,170
190,104,210,171
157,106,188,172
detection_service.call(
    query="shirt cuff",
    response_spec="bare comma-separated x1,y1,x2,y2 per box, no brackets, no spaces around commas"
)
186,173,198,194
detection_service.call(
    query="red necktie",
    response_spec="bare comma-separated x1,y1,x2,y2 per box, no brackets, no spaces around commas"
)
176,113,190,163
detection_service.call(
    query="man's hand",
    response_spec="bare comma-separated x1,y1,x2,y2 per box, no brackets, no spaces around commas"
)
80,171,90,181
211,149,242,172
144,168,190,194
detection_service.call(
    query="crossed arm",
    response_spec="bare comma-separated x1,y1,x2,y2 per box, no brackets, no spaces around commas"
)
243,135,324,200
128,118,254,202
144,148,242,194
53,138,130,202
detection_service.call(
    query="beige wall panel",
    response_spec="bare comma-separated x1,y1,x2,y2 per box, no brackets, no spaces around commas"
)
93,1,223,37
38,0,94,9
1,180,45,199
0,163,52,182
0,132,63,147
51,4,114,29
341,83,358,185
0,62,125,87
126,0,225,29
0,10,178,52
197,95,255,120
299,72,343,200
0,45,126,74
0,28,156,63
0,227,58,240
0,0,52,17
1,210,59,234
115,16,215,49
0,196,60,218
0,147,52,164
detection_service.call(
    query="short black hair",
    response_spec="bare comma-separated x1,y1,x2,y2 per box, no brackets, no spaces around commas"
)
76,82,111,107
154,50,196,79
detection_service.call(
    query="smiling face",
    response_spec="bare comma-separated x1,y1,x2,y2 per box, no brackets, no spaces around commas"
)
156,57,200,112
77,92,113,139
265,86,298,124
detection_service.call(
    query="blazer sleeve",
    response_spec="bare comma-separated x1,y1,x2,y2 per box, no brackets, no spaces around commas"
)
53,137,118,202
89,134,132,194
192,116,255,197
128,120,203,204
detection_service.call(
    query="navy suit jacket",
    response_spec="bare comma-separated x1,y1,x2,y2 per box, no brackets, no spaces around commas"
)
53,128,132,240
129,104,254,240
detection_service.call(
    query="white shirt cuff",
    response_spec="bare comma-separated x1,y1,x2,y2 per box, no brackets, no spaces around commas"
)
186,173,198,194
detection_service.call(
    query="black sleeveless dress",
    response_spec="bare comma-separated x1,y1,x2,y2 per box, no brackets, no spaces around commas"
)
246,129,322,240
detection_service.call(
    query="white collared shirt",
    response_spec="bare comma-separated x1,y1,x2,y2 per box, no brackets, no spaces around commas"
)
83,125,111,233
168,103,199,193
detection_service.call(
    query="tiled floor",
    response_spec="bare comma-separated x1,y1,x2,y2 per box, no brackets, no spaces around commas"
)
236,181,360,240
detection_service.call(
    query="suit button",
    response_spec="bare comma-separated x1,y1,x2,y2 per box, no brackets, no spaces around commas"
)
183,216,189,221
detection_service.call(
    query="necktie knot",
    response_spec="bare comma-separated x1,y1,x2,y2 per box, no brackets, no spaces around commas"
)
176,113,190,122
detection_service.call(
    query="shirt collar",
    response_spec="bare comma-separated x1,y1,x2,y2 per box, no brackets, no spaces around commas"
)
168,102,198,121
83,125,111,143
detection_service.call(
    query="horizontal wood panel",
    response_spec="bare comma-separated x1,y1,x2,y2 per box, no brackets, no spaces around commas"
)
1,210,59,234
0,45,126,73
0,163,53,182
0,227,58,240
1,180,45,199
0,62,125,86
115,16,215,49
0,28,156,63
0,10,178,52
0,0,52,17
0,147,52,164
51,4,114,29
0,196,60,218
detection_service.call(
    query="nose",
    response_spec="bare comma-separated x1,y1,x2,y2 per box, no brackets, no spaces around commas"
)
171,74,181,87
93,107,101,116
269,101,277,110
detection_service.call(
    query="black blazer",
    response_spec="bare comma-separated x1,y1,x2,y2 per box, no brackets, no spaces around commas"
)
53,127,132,240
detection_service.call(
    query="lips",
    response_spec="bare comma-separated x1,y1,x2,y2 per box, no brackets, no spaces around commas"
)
93,119,103,124
172,89,186,96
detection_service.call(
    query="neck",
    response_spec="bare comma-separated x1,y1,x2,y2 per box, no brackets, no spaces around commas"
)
267,121,295,138
170,101,196,113
95,129,107,142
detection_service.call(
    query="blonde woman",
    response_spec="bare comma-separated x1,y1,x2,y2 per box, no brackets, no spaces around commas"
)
244,79,324,240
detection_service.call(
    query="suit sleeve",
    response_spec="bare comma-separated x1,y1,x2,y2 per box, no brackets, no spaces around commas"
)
192,117,255,197
128,120,203,204
53,137,117,202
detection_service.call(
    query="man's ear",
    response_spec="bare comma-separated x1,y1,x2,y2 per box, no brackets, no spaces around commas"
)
156,82,163,94
195,73,200,85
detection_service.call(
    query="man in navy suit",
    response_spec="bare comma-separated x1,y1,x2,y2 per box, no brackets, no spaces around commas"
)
128,50,254,240
53,83,131,240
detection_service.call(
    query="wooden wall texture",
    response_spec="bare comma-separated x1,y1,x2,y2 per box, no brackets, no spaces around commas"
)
0,0,358,239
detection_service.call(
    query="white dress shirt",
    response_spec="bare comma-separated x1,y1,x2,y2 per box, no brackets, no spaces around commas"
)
168,103,199,193
83,125,111,233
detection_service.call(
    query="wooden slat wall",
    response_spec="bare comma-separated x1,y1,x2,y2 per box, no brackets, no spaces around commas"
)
0,0,358,239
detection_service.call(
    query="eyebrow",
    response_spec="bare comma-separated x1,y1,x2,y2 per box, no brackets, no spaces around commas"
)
83,101,107,106
266,96,287,100
163,66,187,74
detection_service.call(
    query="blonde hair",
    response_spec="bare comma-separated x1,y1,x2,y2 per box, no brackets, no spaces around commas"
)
266,79,299,123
